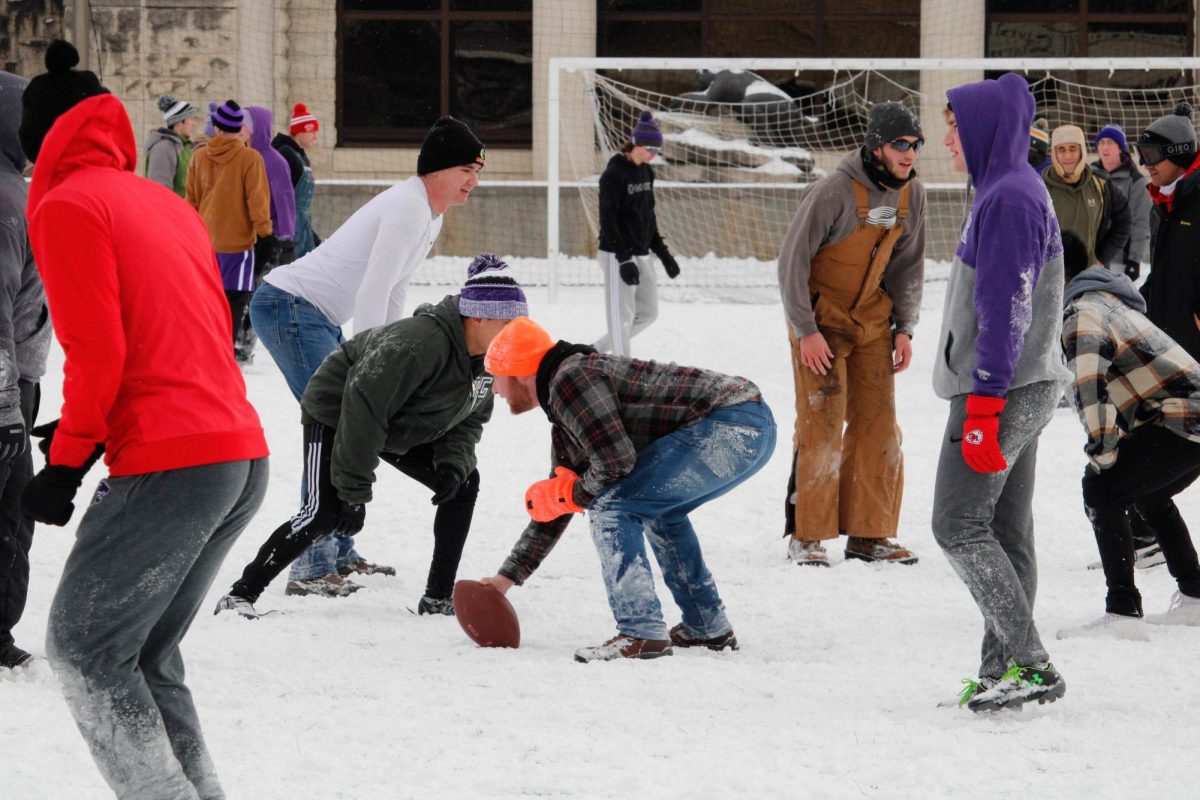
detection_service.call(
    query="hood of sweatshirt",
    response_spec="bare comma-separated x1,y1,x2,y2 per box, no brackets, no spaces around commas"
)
0,71,29,175
1064,266,1147,312
144,126,181,154
946,73,1035,193
247,105,296,239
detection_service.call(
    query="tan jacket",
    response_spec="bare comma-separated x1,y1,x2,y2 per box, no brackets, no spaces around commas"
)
185,134,271,252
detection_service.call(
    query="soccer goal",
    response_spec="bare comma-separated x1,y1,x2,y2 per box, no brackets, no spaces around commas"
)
546,57,1200,301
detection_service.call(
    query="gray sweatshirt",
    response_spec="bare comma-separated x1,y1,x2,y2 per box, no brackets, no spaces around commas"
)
778,150,927,338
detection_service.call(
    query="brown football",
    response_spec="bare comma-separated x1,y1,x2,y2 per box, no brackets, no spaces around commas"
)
453,579,521,649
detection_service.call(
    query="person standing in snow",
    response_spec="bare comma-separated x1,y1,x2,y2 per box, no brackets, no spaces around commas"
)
934,73,1071,713
0,70,52,672
18,40,268,796
1058,249,1200,637
273,103,321,259
248,115,485,598
480,317,775,662
143,93,198,197
1041,124,1131,269
216,256,525,619
592,110,680,356
1092,123,1151,281
777,100,926,567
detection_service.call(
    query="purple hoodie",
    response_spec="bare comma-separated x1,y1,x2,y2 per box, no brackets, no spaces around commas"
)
932,72,1069,400
246,105,296,241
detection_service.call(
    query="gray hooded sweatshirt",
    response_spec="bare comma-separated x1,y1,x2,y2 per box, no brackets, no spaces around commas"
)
0,71,51,426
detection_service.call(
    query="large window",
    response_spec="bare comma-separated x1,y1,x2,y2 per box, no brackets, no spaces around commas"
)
337,1,532,147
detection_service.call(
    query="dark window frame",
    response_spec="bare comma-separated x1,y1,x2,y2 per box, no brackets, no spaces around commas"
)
336,1,533,148
985,2,1194,59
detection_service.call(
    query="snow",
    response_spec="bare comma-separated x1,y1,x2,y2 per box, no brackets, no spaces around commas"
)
4,269,1200,799
666,127,813,162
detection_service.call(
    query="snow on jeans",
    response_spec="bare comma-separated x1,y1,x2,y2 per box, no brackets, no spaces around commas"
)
248,282,360,579
586,400,776,641
45,458,268,800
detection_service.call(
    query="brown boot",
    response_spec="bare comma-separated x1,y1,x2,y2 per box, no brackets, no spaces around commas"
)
337,558,397,577
845,537,918,565
285,572,363,597
669,623,739,652
787,538,830,567
574,635,673,663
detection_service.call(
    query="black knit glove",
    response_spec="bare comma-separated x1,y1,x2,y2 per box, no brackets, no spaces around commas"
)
1124,261,1141,282
22,465,89,526
618,259,640,286
335,499,366,536
651,234,680,279
430,465,463,505
0,422,27,463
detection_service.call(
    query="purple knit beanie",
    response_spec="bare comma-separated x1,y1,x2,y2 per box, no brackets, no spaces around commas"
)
212,99,244,133
458,253,528,320
631,110,663,148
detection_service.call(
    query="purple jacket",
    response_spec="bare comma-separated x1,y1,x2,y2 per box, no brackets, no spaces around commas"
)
932,73,1069,399
246,105,296,241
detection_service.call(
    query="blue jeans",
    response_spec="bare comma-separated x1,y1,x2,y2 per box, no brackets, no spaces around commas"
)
587,400,776,640
249,283,361,579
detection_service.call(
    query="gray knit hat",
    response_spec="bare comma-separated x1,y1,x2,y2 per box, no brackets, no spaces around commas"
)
457,253,528,320
158,94,197,127
1138,101,1197,168
865,101,923,152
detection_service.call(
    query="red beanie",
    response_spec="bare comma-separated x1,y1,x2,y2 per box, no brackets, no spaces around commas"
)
290,103,319,135
485,317,554,377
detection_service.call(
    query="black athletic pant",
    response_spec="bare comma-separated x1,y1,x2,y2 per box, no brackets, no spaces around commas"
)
0,380,38,650
225,290,253,349
231,422,479,603
1081,424,1200,616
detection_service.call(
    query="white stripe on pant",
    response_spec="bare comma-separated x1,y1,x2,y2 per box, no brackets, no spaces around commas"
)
593,251,658,357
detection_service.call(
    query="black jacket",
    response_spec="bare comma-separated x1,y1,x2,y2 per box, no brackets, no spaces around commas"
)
1094,173,1132,267
271,132,309,189
597,153,659,258
1142,162,1200,361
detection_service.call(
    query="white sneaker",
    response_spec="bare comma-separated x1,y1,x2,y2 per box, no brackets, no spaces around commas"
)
1148,591,1200,626
1056,613,1149,641
213,594,271,619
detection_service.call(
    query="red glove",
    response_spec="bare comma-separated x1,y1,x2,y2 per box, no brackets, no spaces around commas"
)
525,466,585,522
962,394,1008,473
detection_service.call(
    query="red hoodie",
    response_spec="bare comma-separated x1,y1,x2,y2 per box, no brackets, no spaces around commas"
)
26,94,268,475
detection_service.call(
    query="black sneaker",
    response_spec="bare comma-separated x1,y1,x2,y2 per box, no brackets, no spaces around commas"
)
417,595,454,616
669,623,739,651
966,661,1065,713
0,643,33,670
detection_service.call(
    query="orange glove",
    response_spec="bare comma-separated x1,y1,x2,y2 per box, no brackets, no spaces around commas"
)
525,466,585,522
962,394,1008,473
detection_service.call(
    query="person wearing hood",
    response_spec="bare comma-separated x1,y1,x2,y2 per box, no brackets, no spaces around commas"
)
0,70,52,672
777,100,926,567
185,98,273,361
592,110,680,356
935,73,1071,714
143,94,197,197
1060,233,1200,635
273,103,321,258
215,255,526,619
17,40,268,798
1041,124,1131,269
1092,124,1152,282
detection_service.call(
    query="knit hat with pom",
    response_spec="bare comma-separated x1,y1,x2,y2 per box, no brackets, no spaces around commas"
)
159,94,197,127
1139,101,1198,168
484,317,555,377
19,39,108,162
212,99,245,133
631,110,663,148
457,253,528,320
290,103,319,135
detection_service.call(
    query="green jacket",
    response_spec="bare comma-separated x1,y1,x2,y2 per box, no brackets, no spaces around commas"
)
300,295,494,503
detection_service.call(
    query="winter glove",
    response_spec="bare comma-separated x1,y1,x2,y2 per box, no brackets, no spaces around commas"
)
29,419,106,469
0,422,27,463
962,394,1008,473
525,466,585,523
334,499,366,536
618,259,640,286
651,235,680,279
1124,261,1141,282
21,464,89,526
430,465,463,505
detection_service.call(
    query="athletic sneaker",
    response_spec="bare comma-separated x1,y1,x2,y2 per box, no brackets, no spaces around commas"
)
787,538,829,567
285,572,362,597
574,635,673,663
1148,590,1200,626
417,595,454,616
669,623,739,652
966,661,1065,713
845,536,918,565
337,558,397,577
0,643,33,670
956,675,996,708
213,594,269,620
1056,612,1149,641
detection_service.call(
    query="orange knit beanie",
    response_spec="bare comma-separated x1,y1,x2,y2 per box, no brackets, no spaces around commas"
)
484,317,554,376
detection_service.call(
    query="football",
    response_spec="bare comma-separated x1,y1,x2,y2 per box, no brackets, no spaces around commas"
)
453,579,521,649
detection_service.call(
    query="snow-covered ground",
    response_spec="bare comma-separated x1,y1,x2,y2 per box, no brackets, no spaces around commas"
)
4,267,1200,799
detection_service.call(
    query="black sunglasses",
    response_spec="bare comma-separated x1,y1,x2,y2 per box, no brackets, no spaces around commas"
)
1136,141,1193,167
887,138,924,153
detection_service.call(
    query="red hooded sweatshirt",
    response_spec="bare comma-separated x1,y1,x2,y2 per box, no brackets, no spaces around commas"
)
26,94,268,475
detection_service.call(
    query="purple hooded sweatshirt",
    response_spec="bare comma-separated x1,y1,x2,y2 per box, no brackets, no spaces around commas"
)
932,72,1070,400
247,105,296,241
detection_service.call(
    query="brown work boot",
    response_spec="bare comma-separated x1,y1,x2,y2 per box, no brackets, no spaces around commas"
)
337,558,397,577
574,635,673,663
669,623,739,652
845,536,918,565
787,538,830,567
285,572,363,597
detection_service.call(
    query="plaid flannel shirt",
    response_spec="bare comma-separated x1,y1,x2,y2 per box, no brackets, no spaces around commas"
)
1063,290,1200,472
499,353,760,584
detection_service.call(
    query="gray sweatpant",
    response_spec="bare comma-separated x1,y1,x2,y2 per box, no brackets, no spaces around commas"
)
593,251,658,357
46,457,268,800
932,381,1058,680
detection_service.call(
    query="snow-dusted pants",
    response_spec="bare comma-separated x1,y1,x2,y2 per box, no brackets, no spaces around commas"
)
932,381,1057,680
593,251,658,357
46,458,268,800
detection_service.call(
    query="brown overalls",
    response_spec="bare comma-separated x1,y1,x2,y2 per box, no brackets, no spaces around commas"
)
788,180,908,541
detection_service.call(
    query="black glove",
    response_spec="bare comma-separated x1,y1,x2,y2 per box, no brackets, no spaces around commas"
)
255,234,281,272
22,464,89,526
335,499,366,536
29,419,106,469
430,465,463,505
618,259,640,286
1124,261,1141,282
650,234,680,279
0,422,27,463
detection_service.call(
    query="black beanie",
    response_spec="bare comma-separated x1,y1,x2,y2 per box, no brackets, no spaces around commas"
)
864,101,923,152
19,39,108,163
417,116,485,176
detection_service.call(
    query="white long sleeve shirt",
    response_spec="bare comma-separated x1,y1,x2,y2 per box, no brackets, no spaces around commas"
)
265,176,443,334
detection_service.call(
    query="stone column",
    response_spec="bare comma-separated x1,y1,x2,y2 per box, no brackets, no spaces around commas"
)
919,0,986,184
532,0,595,182
238,0,275,112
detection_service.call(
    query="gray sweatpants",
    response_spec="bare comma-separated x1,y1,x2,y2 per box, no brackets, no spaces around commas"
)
932,381,1058,680
46,458,268,800
593,251,658,357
